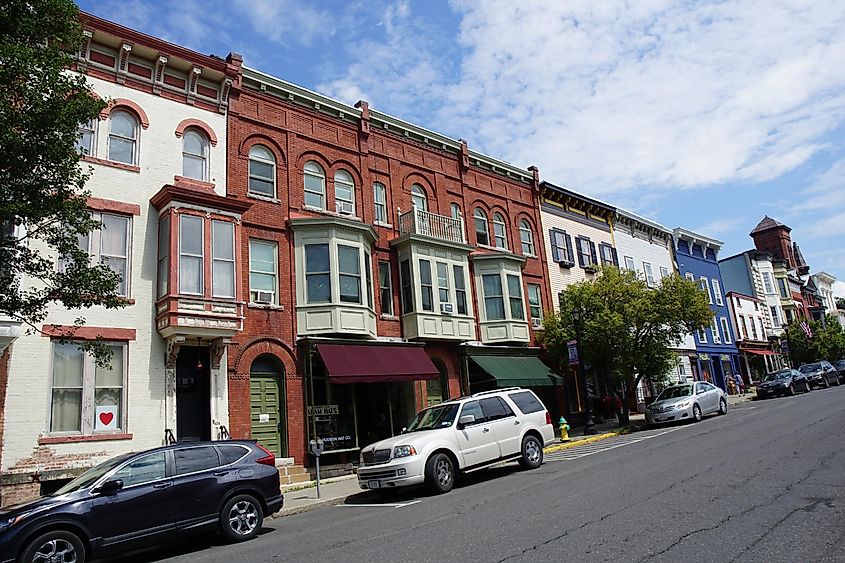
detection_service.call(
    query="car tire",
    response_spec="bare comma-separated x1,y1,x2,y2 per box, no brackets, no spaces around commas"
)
692,404,702,422
425,453,455,494
518,434,544,469
718,397,728,414
220,494,263,542
21,530,86,563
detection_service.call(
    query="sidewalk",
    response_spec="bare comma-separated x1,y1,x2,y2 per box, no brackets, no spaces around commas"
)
274,475,362,519
727,389,757,406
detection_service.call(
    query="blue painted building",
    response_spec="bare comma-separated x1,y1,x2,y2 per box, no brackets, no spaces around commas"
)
672,228,741,391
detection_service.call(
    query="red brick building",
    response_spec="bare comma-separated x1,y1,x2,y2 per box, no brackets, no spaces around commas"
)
225,68,556,468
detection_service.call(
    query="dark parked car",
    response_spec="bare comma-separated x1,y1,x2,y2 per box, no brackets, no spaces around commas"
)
832,359,845,383
0,441,282,563
798,361,840,389
756,368,810,398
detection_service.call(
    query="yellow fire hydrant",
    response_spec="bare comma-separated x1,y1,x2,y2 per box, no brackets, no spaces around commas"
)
559,417,570,441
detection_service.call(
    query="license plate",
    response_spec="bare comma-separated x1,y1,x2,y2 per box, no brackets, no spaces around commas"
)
368,480,380,489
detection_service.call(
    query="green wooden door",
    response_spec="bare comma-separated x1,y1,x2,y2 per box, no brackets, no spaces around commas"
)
250,357,285,457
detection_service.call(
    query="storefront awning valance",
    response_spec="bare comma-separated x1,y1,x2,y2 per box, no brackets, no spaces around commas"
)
742,349,780,356
316,343,439,384
469,355,562,387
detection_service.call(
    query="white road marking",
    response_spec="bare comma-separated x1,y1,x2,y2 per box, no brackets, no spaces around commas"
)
546,426,684,462
340,500,422,509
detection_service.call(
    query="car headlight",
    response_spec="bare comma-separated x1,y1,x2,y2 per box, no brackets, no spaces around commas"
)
674,402,690,410
392,445,417,459
0,512,29,532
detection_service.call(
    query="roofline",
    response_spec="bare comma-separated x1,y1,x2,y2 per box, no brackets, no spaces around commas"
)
672,227,724,250
539,181,616,213
812,271,837,283
614,208,672,235
725,290,763,302
717,248,773,263
241,66,535,183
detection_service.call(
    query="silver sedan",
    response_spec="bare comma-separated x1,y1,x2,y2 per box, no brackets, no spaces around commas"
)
645,381,728,425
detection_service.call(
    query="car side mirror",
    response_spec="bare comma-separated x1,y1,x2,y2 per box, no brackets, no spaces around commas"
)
96,479,124,495
458,414,475,428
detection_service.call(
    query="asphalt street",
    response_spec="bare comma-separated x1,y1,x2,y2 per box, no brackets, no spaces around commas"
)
116,385,845,563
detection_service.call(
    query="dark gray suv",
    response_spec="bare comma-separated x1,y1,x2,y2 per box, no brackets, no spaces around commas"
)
798,361,840,389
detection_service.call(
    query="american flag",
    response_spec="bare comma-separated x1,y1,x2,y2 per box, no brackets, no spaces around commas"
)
800,321,813,338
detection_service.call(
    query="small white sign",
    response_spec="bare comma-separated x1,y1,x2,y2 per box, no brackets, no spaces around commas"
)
95,405,118,431
258,413,270,423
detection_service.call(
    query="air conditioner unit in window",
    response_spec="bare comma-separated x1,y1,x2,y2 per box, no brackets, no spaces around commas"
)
253,290,274,304
440,302,455,315
336,201,354,215
531,318,543,329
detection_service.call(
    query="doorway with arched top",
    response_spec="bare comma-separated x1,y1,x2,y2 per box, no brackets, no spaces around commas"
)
426,358,451,407
249,354,287,457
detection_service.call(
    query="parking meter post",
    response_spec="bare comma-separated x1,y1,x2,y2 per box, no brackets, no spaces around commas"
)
315,455,320,499
309,439,325,499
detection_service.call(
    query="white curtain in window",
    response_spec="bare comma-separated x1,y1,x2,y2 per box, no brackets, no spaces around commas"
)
51,343,84,432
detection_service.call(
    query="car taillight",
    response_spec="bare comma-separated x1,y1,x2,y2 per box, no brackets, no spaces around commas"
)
256,444,275,466
545,411,552,425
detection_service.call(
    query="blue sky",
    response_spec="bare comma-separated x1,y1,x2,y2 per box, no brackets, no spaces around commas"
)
78,0,845,295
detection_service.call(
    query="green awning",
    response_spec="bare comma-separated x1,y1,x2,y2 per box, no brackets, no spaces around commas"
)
469,355,562,387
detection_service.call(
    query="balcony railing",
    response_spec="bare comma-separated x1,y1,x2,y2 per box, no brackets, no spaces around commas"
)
398,208,465,244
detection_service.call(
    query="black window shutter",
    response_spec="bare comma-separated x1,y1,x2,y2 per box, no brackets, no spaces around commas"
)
611,247,619,267
565,233,575,265
575,237,585,266
589,241,598,266
549,229,560,262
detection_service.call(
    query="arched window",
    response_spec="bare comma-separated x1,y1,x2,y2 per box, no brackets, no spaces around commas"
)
334,170,355,215
248,145,276,197
493,213,508,249
474,208,489,246
411,184,427,212
108,110,138,165
519,220,535,256
303,161,326,209
182,129,209,181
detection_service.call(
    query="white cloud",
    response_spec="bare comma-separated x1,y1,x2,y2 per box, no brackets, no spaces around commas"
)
232,0,331,46
691,218,743,238
833,280,845,298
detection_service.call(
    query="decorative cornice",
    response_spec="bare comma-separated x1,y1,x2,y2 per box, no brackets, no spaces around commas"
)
288,216,378,244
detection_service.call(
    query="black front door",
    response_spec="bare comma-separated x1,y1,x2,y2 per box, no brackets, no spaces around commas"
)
176,346,211,442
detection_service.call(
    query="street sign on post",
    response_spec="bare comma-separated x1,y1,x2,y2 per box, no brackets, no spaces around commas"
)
567,340,579,365
309,439,325,498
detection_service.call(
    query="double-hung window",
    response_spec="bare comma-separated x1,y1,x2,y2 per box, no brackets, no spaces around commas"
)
179,215,204,295
249,240,277,304
419,259,434,312
659,266,670,279
699,277,713,304
157,217,169,298
436,262,449,306
474,209,489,246
576,237,597,267
248,145,276,197
778,278,789,298
400,260,413,315
305,244,331,303
379,261,393,316
334,170,355,215
182,129,209,181
76,119,96,156
762,272,774,294
50,342,126,434
519,221,535,256
643,262,656,287
527,283,542,325
697,325,708,344
492,213,508,250
711,279,723,305
549,229,574,266
303,161,326,209
482,274,505,320
711,318,722,344
599,243,616,266
338,245,361,304
507,275,525,320
97,213,131,297
720,317,732,344
374,183,387,224
454,265,468,315
770,306,780,327
624,256,636,271
108,110,138,165
212,221,235,298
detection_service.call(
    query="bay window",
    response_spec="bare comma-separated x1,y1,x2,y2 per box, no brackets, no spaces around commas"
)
473,253,530,343
179,215,204,295
483,275,505,320
400,259,413,314
454,265,468,315
437,262,450,306
305,244,331,303
338,245,361,303
157,217,169,297
212,221,235,298
419,259,434,312
507,275,525,320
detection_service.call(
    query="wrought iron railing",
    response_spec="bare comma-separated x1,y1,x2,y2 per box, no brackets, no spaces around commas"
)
398,208,465,243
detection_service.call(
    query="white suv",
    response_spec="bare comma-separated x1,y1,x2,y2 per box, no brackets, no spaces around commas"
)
357,387,555,494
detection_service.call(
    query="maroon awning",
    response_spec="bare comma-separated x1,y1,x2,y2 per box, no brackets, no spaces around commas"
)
742,349,779,356
316,344,439,384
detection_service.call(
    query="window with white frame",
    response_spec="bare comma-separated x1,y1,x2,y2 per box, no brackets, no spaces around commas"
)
182,129,209,181
436,262,450,306
305,243,331,304
507,275,525,320
374,183,387,224
108,110,138,165
643,262,656,287
659,266,670,279
211,221,235,298
739,315,748,339
65,212,132,297
474,208,489,246
699,277,713,304
492,213,508,250
451,203,462,221
76,119,96,156
777,277,789,298
482,274,505,320
179,215,203,295
624,256,636,271
338,245,361,303
50,342,126,434
411,184,427,211
334,170,355,215
379,261,393,316
711,319,721,343
519,220,535,256
527,283,542,325
549,229,574,266
575,237,597,267
685,272,695,282
697,325,708,343
761,271,775,294
419,259,434,312
758,317,766,338
711,279,723,305
157,217,169,298
249,240,278,304
720,317,732,344
599,243,616,266
303,161,326,209
770,305,781,327
248,145,276,197
454,265,468,315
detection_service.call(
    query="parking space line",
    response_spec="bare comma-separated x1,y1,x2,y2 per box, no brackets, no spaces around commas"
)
340,500,422,509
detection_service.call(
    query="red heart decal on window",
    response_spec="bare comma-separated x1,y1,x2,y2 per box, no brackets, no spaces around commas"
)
99,412,114,425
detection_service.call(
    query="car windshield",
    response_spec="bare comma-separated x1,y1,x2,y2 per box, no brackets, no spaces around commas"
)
764,370,792,381
404,403,460,432
799,363,822,373
835,361,845,369
53,453,134,495
656,385,693,400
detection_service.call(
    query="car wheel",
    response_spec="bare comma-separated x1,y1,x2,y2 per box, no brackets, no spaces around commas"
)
425,453,455,494
718,397,728,414
518,434,544,469
21,530,86,563
220,494,263,542
692,404,702,422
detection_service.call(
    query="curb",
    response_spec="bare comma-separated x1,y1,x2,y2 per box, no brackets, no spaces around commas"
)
543,431,618,454
271,494,351,520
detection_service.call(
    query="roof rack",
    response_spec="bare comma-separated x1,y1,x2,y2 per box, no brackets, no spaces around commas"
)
471,387,522,397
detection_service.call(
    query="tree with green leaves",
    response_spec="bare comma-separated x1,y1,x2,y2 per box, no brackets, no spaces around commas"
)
785,316,845,366
0,0,125,361
539,267,713,426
